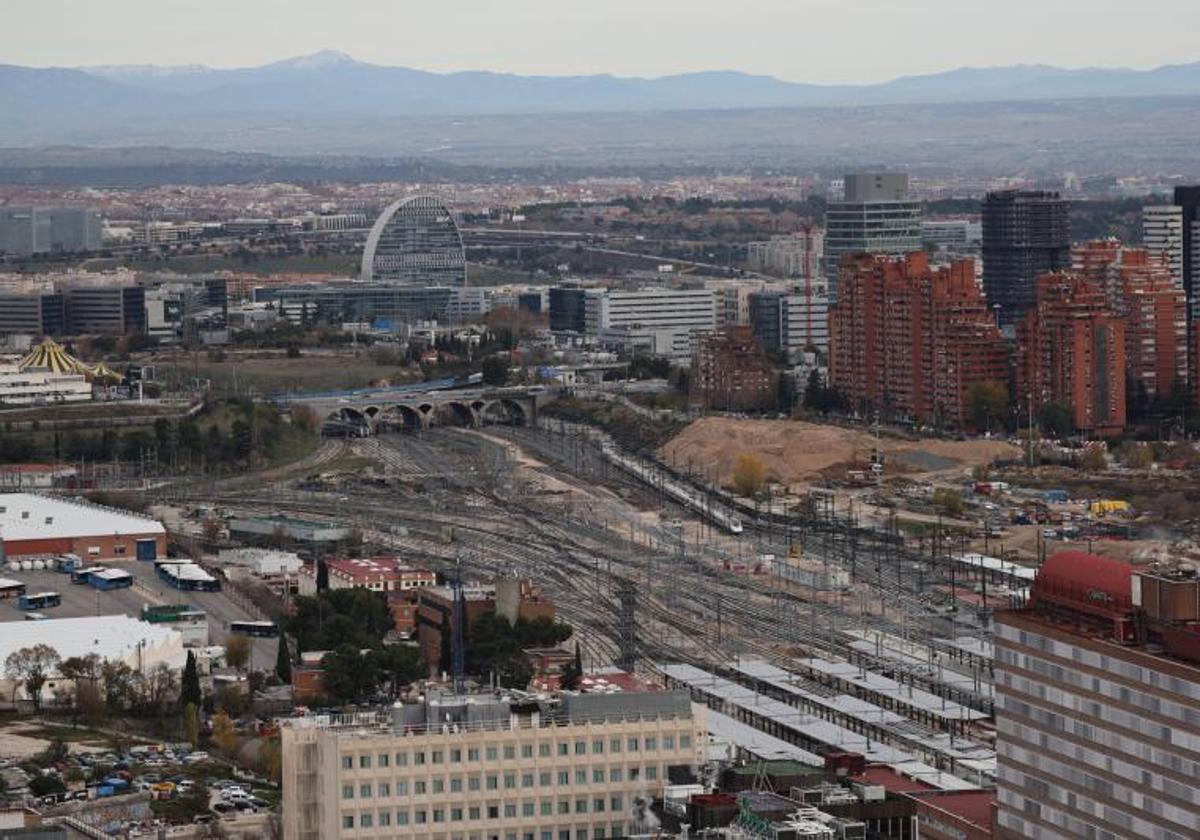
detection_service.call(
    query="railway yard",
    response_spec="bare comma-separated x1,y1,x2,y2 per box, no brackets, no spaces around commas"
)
158,417,1003,787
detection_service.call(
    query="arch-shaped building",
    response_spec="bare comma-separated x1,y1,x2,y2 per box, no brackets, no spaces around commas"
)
360,195,467,287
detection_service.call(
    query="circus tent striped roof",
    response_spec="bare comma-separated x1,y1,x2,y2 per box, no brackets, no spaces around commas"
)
18,339,121,384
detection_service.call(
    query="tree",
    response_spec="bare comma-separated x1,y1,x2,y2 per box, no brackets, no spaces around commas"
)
230,419,253,461
967,380,1009,433
731,453,767,498
181,650,203,710
275,633,293,684
224,634,251,673
481,355,510,387
183,702,201,747
212,711,239,758
315,558,329,593
369,644,423,698
321,645,375,704
101,661,136,710
561,642,583,691
258,737,282,783
1038,402,1075,439
5,644,60,710
1080,446,1108,473
933,487,964,517
1116,440,1153,469
216,684,247,718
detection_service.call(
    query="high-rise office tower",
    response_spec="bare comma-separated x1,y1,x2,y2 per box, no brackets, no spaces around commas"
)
1142,204,1184,289
822,172,922,301
1173,186,1200,319
0,207,102,256
361,195,467,287
981,190,1071,328
995,550,1200,839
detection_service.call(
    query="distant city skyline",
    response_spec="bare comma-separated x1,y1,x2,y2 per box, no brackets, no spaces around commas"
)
4,0,1200,85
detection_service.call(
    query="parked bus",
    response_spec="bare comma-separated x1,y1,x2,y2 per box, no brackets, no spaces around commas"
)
17,592,62,611
229,620,278,638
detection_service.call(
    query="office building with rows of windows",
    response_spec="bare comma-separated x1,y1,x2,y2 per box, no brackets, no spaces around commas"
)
281,690,703,840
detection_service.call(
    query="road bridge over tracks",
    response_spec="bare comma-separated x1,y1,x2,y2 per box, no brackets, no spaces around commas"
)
290,386,559,434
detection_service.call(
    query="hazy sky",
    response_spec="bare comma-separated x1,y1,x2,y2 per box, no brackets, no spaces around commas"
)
5,0,1200,84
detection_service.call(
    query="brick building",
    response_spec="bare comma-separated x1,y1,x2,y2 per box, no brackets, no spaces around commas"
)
296,556,436,597
415,580,555,673
995,551,1200,838
828,253,1007,428
1073,240,1187,402
1016,272,1127,435
690,325,776,411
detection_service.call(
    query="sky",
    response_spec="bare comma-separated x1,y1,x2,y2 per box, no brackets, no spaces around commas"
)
4,0,1200,84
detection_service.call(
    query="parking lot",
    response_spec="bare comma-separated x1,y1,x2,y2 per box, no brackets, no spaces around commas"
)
0,562,278,671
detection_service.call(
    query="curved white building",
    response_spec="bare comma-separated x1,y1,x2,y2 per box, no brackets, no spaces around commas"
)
360,196,466,287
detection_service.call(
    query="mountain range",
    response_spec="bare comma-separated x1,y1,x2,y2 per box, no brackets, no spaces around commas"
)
4,52,1200,172
6,50,1200,122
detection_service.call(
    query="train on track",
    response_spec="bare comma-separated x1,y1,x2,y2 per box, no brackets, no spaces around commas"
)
598,441,743,535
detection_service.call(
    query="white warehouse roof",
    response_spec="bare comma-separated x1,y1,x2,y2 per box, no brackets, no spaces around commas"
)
0,493,165,542
0,614,184,671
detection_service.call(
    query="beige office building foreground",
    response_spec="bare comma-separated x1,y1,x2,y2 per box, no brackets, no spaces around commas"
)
282,690,704,840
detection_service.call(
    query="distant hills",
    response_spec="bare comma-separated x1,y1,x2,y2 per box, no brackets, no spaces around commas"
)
4,52,1200,173
5,51,1200,122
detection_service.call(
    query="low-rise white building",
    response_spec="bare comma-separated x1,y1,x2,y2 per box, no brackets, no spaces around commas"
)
0,359,91,406
0,614,185,707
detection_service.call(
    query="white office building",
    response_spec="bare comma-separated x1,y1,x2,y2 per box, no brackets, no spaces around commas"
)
781,280,831,358
582,288,716,363
747,230,823,278
281,690,703,840
1143,204,1185,288
0,359,91,406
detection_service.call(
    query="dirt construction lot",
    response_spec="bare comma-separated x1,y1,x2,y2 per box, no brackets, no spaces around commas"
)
660,418,1020,491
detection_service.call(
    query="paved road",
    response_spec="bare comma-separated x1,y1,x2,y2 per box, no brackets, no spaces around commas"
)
0,564,277,672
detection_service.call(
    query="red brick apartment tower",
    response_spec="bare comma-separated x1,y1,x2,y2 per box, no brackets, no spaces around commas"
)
1016,272,1126,435
994,551,1200,838
1073,240,1187,401
829,253,1006,427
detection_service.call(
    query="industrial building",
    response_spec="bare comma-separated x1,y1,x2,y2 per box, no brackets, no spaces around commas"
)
360,195,467,287
828,253,1008,429
279,689,703,840
227,515,350,550
994,551,1200,839
823,172,922,300
1015,272,1127,434
0,493,166,562
981,190,1071,329
0,615,184,707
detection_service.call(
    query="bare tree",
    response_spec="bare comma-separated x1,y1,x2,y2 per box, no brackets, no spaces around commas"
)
4,645,60,711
